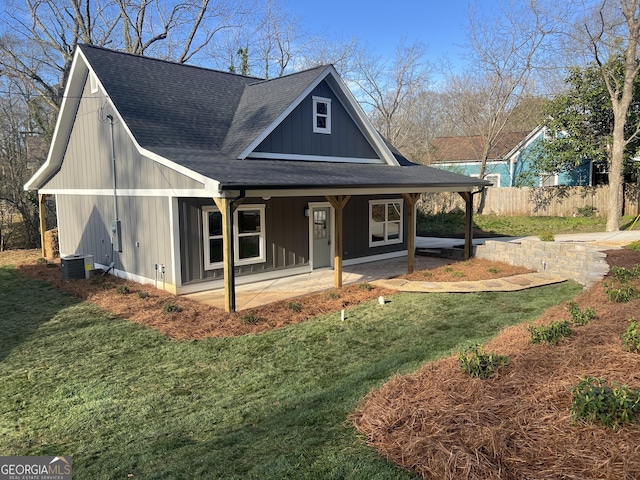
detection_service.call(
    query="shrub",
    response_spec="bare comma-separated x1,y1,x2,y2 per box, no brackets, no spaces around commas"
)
605,283,638,303
240,314,260,325
115,285,131,295
610,265,640,282
487,267,499,274
138,291,150,299
528,320,572,345
37,257,48,265
326,291,340,300
626,241,640,252
286,301,302,312
444,266,454,272
539,230,554,242
604,265,640,302
458,343,509,379
576,205,598,217
566,302,596,326
622,318,640,353
570,377,640,427
163,303,182,313
451,271,465,278
358,283,373,291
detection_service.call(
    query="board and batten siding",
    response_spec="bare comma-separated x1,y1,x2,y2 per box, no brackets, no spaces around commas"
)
43,72,204,192
56,194,173,284
179,197,311,284
342,195,409,259
254,81,378,159
179,195,409,286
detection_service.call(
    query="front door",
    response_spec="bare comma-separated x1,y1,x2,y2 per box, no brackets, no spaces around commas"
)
312,207,331,268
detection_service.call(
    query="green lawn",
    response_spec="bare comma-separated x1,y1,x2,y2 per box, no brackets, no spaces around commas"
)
0,267,582,479
418,212,640,238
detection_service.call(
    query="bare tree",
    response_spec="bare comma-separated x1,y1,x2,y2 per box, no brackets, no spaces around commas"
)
0,0,253,109
0,77,48,248
578,0,640,231
351,39,432,149
440,0,555,179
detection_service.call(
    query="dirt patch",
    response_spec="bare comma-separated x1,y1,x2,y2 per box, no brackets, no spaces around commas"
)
5,249,527,340
351,248,640,480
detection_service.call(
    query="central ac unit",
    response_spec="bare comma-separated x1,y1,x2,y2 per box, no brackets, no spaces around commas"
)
61,254,95,281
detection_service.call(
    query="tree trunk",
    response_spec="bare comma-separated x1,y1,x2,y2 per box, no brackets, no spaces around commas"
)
607,117,626,232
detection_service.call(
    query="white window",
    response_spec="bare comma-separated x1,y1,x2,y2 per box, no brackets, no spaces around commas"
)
202,205,266,270
369,199,403,247
539,173,558,187
471,173,500,187
313,96,331,134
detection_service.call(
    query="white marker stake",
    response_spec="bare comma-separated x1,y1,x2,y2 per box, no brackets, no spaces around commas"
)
341,309,345,321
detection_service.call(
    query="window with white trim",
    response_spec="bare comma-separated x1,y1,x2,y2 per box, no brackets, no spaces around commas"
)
202,205,266,270
313,96,331,134
472,173,500,187
539,173,558,187
369,199,403,246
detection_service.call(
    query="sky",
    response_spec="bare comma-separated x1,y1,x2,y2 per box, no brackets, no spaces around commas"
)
289,0,475,67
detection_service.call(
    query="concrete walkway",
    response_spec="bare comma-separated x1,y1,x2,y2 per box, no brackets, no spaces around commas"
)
373,272,567,293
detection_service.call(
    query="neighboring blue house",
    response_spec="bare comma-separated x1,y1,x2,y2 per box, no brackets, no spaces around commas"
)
429,127,594,187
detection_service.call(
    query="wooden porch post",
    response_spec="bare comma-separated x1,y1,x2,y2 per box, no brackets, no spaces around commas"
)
458,192,474,260
38,194,48,258
325,195,350,288
213,197,236,313
402,193,421,273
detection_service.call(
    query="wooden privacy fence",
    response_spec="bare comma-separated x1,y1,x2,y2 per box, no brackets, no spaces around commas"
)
419,185,640,217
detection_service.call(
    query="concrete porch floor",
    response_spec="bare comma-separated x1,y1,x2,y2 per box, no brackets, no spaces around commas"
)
185,255,454,311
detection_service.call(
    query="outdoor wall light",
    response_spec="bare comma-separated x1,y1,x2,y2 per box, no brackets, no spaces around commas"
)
304,207,310,217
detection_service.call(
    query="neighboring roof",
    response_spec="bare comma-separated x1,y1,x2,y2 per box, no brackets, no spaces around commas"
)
430,131,531,163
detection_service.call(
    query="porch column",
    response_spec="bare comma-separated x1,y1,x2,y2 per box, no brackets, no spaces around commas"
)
213,197,240,313
38,194,48,258
325,195,350,288
458,192,474,260
402,193,421,273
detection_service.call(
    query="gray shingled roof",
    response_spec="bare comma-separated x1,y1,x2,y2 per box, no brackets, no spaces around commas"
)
81,44,489,191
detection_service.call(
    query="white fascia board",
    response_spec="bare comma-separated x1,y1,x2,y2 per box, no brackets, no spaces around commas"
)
237,66,398,166
246,152,385,164
39,188,216,197
24,49,88,191
432,160,508,167
505,125,544,162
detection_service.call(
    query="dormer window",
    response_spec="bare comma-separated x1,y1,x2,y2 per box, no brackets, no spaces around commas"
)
313,96,331,134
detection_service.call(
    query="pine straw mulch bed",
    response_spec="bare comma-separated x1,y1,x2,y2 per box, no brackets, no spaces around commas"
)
5,250,533,340
399,257,533,282
2,249,529,340
350,248,640,480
